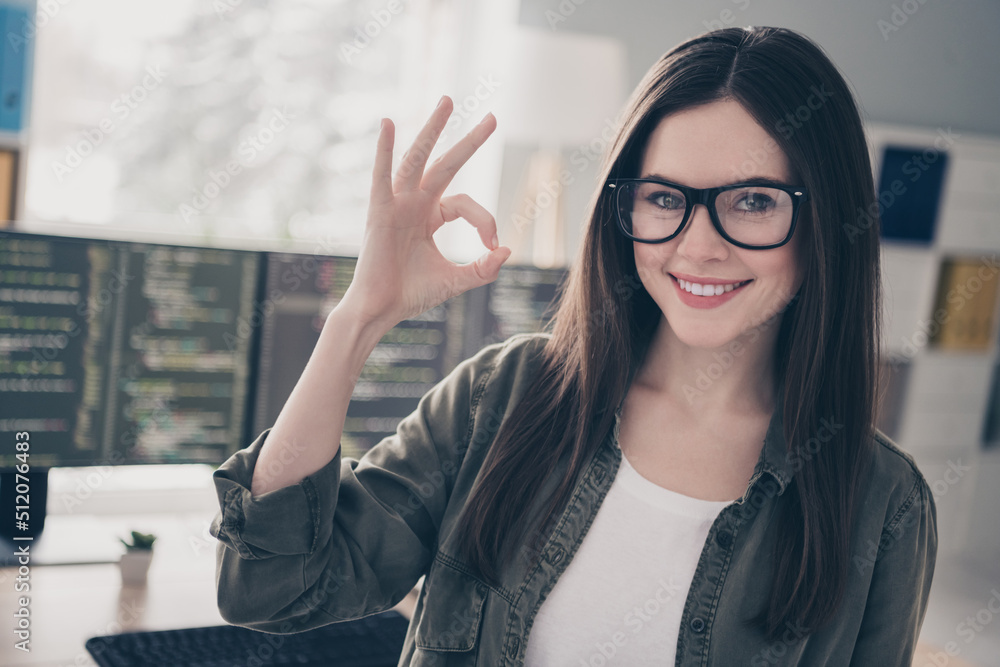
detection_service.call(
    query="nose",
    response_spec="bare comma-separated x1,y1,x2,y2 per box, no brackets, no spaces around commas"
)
674,203,730,261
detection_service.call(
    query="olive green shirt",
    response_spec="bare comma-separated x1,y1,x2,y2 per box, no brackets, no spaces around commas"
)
211,332,937,666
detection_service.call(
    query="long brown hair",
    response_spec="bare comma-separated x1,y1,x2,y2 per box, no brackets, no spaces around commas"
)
455,26,880,641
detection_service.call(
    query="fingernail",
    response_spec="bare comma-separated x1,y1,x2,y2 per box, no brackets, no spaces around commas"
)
491,233,499,249
480,111,494,125
437,95,447,109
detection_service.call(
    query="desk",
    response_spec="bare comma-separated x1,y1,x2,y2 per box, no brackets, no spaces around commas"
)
0,512,416,667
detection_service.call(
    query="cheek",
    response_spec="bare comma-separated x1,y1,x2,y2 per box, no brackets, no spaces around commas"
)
632,244,671,288
780,238,806,289
633,242,675,268
758,252,803,303
634,259,654,290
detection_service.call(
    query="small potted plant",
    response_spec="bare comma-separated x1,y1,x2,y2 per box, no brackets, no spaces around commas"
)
119,530,157,586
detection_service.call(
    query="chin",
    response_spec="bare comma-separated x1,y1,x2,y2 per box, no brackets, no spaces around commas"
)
668,323,740,350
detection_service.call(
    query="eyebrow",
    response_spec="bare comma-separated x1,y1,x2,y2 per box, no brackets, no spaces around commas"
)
639,173,795,188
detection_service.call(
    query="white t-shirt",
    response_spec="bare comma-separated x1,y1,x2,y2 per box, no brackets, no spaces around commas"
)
523,452,734,667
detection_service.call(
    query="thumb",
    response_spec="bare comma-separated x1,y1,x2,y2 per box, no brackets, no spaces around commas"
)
455,245,512,293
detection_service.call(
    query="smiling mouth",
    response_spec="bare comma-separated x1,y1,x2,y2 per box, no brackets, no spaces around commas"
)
670,274,753,296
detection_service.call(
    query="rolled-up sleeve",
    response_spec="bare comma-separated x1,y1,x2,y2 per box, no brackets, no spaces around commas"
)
850,475,938,666
212,431,338,560
210,339,504,633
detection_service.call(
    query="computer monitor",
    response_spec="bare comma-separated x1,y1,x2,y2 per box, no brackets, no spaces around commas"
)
466,263,568,351
251,252,462,461
0,230,260,556
251,252,568,461
0,231,260,468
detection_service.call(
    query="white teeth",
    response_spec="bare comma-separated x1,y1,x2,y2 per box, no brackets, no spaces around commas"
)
677,278,749,296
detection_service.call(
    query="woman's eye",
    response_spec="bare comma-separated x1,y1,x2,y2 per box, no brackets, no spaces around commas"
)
735,192,775,213
649,193,684,209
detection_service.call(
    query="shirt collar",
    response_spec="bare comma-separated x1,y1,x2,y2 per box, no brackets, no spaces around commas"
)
609,370,794,497
754,374,793,496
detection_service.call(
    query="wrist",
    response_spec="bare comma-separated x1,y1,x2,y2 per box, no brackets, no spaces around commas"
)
328,297,395,347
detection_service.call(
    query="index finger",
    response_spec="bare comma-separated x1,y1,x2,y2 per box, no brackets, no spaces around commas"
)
370,118,395,206
421,112,497,196
394,96,454,191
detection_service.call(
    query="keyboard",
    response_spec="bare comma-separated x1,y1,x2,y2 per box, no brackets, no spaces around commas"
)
84,609,410,667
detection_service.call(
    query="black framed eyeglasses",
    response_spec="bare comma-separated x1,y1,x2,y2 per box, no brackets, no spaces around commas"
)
606,178,809,250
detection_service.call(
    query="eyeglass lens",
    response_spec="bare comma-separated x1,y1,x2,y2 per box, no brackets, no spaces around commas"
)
619,181,794,246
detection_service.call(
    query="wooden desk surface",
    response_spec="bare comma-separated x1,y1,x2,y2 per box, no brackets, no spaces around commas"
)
0,511,415,667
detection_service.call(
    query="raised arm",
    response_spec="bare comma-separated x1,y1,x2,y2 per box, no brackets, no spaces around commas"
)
250,96,511,497
211,97,512,631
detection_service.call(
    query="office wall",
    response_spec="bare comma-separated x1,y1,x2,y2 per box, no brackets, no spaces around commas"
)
516,0,1000,136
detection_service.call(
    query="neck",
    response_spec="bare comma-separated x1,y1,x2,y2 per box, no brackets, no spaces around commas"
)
634,315,782,418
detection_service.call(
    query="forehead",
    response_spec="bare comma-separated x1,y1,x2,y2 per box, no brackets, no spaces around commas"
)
639,99,793,186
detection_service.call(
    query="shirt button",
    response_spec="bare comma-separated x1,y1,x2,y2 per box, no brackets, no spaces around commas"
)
508,636,520,657
690,617,706,633
548,547,565,565
715,530,733,549
594,465,607,484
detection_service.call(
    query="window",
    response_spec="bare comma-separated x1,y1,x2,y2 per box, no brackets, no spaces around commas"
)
25,0,426,247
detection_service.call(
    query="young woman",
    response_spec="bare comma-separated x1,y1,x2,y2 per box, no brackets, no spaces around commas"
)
212,26,937,666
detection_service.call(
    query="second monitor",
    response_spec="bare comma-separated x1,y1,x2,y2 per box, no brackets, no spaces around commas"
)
251,252,567,460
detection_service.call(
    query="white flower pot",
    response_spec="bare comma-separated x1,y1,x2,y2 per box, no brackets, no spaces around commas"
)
119,549,154,586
